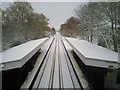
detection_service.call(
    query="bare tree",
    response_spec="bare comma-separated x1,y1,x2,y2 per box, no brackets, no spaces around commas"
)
75,2,120,52
99,2,120,51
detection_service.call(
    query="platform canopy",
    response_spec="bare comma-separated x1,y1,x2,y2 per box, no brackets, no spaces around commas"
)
0,38,48,71
65,37,119,69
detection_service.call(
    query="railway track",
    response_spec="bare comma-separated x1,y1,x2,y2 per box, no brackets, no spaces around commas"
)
22,32,89,89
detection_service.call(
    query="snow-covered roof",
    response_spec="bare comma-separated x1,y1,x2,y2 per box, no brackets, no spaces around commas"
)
0,38,48,71
65,37,119,69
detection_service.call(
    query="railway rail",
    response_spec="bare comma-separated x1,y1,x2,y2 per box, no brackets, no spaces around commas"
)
21,32,89,89
2,32,119,89
21,33,119,89
31,33,84,89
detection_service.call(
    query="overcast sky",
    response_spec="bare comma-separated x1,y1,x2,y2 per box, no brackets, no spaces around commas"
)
2,1,86,30
31,2,83,30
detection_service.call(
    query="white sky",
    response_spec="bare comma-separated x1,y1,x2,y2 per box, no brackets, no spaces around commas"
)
31,2,83,30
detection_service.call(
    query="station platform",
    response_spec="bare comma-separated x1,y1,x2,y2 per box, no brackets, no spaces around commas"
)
0,38,48,71
65,37,119,69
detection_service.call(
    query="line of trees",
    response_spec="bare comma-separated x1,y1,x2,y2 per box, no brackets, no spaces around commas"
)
2,2,55,51
75,2,120,52
60,17,78,37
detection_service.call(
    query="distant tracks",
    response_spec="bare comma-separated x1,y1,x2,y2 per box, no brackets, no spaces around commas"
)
31,34,83,89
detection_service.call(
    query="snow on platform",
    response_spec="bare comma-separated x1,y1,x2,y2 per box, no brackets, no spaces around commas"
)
65,37,119,69
0,38,48,71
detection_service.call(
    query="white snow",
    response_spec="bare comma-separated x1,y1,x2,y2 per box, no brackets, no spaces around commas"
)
66,37,118,63
0,38,47,64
